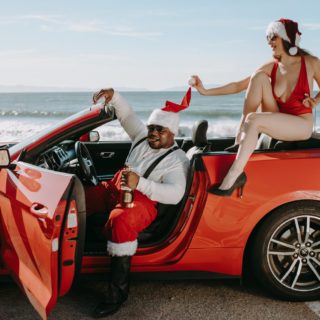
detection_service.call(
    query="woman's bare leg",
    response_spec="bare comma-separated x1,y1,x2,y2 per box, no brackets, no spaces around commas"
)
219,112,313,190
234,71,279,144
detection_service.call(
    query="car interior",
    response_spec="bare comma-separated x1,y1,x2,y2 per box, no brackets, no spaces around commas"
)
24,119,213,255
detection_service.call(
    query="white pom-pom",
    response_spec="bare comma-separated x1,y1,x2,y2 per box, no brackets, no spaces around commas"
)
188,77,196,86
289,46,298,56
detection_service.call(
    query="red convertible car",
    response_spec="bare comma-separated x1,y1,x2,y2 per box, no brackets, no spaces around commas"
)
1,104,320,319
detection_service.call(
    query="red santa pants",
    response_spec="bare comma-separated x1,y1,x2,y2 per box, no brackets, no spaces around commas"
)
85,169,157,256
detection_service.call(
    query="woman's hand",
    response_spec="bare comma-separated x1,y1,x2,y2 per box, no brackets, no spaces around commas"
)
190,75,207,95
92,88,114,106
303,93,319,109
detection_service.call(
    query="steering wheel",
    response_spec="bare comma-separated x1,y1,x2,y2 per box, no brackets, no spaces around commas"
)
75,141,99,186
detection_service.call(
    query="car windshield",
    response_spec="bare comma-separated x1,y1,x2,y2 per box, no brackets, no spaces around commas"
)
10,108,90,156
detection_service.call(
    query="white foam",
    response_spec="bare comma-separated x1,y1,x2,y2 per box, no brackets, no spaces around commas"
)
0,118,239,143
0,119,54,142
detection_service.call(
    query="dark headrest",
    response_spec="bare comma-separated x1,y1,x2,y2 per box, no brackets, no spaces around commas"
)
192,120,208,147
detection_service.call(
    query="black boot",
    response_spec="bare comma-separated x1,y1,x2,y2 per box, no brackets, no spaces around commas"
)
93,256,132,318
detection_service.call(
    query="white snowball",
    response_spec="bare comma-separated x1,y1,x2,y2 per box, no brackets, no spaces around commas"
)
188,77,196,86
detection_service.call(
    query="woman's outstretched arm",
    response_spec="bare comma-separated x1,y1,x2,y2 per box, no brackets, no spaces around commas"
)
191,75,250,96
191,61,274,97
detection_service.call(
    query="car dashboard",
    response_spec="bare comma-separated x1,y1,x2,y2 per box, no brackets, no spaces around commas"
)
35,140,77,173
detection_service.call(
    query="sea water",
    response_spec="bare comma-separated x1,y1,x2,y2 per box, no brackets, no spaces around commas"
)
0,91,318,142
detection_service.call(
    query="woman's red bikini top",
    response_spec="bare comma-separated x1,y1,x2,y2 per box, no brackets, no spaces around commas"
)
271,56,312,115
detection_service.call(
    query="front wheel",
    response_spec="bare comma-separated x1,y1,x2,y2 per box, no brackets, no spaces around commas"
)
251,202,320,301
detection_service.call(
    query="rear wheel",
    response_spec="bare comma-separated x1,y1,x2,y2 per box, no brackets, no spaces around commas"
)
251,202,320,301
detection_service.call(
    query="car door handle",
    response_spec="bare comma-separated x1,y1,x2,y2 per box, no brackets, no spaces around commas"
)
100,152,115,159
30,203,48,216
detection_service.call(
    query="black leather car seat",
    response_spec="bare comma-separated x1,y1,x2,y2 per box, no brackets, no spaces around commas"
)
186,120,211,159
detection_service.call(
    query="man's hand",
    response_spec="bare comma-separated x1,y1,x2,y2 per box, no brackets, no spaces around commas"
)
121,171,140,190
93,88,114,106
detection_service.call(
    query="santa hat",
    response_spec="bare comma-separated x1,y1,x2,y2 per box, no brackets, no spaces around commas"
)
147,87,191,135
266,18,302,56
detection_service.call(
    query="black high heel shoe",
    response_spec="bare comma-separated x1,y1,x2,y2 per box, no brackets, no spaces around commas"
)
224,143,239,152
209,172,247,198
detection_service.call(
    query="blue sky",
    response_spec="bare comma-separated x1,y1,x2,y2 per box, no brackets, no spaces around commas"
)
0,0,320,90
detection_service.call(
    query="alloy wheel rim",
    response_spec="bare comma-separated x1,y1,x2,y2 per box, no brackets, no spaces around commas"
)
267,215,320,292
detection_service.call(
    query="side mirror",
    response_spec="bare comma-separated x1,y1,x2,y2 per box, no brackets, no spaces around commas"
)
0,148,11,168
89,131,100,142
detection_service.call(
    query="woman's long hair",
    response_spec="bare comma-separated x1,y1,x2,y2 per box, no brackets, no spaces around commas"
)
282,39,313,57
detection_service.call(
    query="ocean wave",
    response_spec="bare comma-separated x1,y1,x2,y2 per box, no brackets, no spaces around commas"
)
0,110,74,117
0,118,239,143
0,108,241,119
0,119,54,142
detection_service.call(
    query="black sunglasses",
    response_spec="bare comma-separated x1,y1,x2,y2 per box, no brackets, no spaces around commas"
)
266,33,278,42
147,125,168,133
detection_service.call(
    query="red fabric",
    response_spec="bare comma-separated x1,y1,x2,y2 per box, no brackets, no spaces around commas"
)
104,191,157,243
85,181,118,216
271,56,312,115
162,87,192,112
85,168,158,243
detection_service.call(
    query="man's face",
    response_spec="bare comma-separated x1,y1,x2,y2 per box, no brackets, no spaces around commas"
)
147,125,175,149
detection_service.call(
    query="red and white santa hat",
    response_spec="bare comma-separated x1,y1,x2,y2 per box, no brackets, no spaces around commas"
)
266,18,302,56
147,87,191,135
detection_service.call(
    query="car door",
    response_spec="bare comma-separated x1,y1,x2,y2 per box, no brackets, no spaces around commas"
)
85,141,131,179
0,161,85,319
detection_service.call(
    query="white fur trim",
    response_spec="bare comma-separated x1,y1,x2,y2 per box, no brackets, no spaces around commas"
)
107,240,138,256
147,109,179,135
266,21,290,42
289,47,298,55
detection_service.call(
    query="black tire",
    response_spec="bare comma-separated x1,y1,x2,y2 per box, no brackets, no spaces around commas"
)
251,201,320,301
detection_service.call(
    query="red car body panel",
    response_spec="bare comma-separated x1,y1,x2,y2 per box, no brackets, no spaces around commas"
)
80,149,320,277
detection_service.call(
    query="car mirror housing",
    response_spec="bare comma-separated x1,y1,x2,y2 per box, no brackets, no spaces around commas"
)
0,148,11,168
89,131,100,142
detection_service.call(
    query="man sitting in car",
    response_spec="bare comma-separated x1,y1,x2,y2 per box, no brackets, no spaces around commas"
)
89,87,191,318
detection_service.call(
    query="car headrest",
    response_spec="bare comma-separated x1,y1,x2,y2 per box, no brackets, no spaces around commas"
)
192,120,208,147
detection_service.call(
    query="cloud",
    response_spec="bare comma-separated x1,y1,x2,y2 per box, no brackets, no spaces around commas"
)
0,50,133,70
0,14,61,25
0,14,162,38
142,9,179,17
67,21,105,33
302,23,320,31
67,22,162,37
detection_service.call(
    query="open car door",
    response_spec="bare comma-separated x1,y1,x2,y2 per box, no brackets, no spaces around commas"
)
0,161,86,319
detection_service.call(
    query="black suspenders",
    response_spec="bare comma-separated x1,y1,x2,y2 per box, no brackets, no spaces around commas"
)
143,146,179,179
126,137,147,160
126,137,179,179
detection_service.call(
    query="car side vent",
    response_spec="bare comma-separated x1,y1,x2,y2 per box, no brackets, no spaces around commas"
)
56,148,68,162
